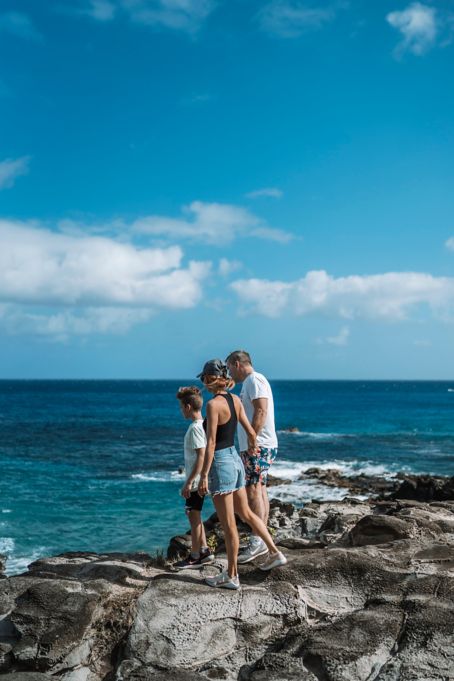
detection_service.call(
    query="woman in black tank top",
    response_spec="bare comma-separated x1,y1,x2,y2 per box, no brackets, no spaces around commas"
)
197,359,286,589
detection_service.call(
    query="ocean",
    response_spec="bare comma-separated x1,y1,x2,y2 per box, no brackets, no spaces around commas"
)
1,380,453,576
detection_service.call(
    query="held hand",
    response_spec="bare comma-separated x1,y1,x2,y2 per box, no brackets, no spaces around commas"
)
247,436,258,456
198,474,209,497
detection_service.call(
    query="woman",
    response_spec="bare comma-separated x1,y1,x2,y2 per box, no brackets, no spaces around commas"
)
197,359,287,589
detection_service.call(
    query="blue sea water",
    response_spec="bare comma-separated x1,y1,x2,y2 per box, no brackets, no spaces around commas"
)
1,380,453,575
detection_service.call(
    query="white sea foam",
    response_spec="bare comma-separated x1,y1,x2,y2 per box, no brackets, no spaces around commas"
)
4,547,47,577
268,480,368,505
1,509,12,514
0,537,15,553
268,458,396,505
272,458,393,481
448,389,454,393
277,430,352,440
131,470,185,483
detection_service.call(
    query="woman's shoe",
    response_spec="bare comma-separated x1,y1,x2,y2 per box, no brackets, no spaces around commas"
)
258,551,288,571
205,570,240,589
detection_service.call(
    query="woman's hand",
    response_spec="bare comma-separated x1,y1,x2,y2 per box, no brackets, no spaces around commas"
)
247,434,257,456
198,474,209,497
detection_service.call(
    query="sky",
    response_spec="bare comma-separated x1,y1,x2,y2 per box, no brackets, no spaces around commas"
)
0,0,453,379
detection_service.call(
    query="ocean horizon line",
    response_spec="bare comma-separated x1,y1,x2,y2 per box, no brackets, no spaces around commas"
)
1,378,454,383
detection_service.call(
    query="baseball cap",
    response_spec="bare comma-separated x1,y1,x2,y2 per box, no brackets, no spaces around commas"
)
197,358,228,379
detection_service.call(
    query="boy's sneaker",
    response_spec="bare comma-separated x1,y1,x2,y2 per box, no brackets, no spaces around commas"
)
258,551,288,571
200,548,215,564
205,570,240,590
237,538,268,564
174,549,214,570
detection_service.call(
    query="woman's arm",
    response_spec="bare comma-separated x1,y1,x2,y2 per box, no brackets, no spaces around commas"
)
235,396,257,454
198,401,219,495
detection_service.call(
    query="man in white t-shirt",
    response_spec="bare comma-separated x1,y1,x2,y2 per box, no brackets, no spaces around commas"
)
226,350,278,563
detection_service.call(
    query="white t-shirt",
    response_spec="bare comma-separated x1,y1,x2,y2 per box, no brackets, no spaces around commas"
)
183,419,207,491
238,372,278,452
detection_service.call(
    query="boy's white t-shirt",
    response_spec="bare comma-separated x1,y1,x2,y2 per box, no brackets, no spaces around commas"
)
238,372,278,452
184,419,207,491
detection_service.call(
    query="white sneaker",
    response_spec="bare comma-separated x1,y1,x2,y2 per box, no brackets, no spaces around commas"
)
258,551,288,571
237,539,268,564
205,570,240,590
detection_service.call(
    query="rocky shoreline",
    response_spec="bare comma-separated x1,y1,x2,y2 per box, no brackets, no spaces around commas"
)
1,472,454,681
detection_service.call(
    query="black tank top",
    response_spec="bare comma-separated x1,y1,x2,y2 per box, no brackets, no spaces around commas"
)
203,393,237,451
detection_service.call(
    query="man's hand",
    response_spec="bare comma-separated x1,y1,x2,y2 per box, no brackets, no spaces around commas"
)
181,482,192,499
198,474,209,497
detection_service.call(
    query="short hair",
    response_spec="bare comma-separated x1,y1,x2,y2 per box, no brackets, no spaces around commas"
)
176,386,203,410
225,350,252,366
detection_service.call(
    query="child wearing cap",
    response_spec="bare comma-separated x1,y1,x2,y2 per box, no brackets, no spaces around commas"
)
174,386,214,569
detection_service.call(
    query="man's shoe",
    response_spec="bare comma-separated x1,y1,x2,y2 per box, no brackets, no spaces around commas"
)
237,540,268,564
258,551,288,571
205,570,240,589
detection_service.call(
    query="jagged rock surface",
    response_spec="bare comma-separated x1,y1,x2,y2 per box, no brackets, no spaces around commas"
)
1,480,454,681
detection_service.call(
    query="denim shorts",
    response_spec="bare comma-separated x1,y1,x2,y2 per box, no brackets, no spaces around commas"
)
208,446,246,496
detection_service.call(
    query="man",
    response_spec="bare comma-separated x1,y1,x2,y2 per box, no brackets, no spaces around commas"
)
225,350,278,563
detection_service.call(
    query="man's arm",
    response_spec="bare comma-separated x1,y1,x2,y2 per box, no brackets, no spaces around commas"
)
251,397,268,437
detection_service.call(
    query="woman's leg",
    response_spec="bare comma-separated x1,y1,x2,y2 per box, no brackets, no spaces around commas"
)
213,492,239,577
233,487,278,554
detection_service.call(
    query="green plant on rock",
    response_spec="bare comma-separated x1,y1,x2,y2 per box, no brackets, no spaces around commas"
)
206,533,218,553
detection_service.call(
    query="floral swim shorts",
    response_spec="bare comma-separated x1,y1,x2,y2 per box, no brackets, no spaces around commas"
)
240,447,278,486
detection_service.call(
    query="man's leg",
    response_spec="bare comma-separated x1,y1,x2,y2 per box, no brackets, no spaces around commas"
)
261,484,270,526
246,482,266,524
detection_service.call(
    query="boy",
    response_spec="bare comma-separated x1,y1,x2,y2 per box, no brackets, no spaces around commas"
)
174,386,214,569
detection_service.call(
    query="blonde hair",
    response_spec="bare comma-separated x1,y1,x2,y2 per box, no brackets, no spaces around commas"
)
202,374,235,392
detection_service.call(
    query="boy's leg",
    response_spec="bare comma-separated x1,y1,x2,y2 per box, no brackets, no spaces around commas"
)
187,509,202,555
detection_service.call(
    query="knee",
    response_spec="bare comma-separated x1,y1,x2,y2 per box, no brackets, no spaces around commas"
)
187,510,201,524
247,483,260,498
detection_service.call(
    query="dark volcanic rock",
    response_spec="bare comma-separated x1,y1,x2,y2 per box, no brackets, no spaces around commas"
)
0,553,159,680
299,467,399,497
1,484,454,681
0,554,6,578
348,514,415,546
1,675,54,681
392,474,454,502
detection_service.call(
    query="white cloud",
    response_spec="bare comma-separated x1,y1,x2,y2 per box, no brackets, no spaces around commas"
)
258,1,339,38
85,0,116,20
446,237,454,251
79,0,215,31
218,258,242,277
326,325,350,346
132,201,293,244
0,12,43,41
0,219,210,337
386,3,437,56
246,187,283,199
0,305,153,341
230,270,454,321
0,157,30,190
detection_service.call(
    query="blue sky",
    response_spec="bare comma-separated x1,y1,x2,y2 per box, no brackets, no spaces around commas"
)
0,0,453,379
